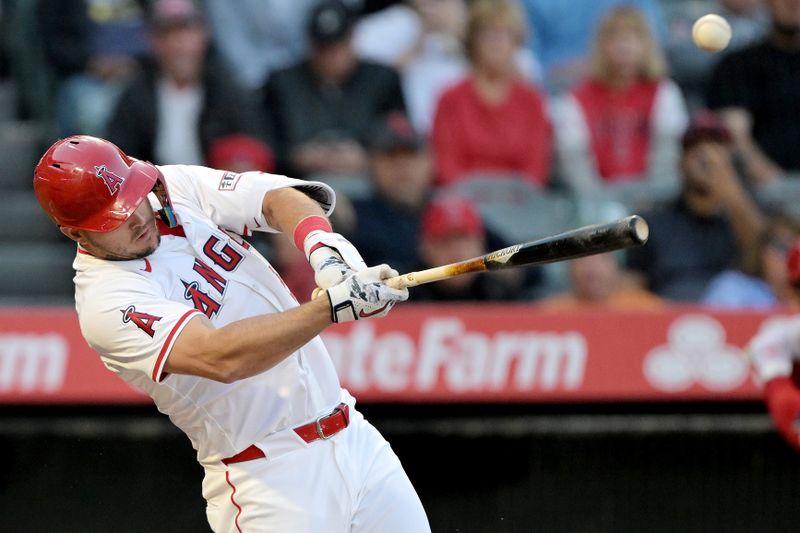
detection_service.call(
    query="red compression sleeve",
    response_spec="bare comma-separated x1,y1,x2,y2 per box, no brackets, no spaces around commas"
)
293,216,332,251
763,377,800,450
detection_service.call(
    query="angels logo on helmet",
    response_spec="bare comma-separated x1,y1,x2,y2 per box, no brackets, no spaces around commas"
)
94,165,126,195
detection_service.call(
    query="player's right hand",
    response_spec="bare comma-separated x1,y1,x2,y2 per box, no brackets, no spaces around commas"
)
326,264,408,323
305,232,367,290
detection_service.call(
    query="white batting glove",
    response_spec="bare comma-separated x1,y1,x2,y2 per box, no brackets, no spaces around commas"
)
305,231,367,290
326,264,408,323
747,326,795,385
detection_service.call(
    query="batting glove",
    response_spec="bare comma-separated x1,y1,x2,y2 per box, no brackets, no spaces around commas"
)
305,231,368,290
326,264,408,323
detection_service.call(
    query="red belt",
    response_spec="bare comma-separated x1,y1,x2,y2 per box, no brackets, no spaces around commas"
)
222,403,350,465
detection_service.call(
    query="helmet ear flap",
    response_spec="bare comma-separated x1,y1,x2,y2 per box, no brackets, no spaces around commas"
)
129,161,178,228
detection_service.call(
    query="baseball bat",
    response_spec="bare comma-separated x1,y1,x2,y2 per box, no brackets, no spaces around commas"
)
312,215,649,298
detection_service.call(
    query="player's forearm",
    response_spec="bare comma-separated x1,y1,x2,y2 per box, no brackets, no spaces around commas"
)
262,186,328,234
196,296,333,383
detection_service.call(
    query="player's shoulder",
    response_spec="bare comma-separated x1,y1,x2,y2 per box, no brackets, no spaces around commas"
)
75,261,163,312
157,164,228,201
157,164,223,184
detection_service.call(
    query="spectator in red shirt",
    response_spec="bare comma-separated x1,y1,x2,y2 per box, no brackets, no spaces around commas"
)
430,0,552,187
553,5,688,193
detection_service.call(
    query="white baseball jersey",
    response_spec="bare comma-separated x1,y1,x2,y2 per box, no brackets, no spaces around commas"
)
74,165,341,465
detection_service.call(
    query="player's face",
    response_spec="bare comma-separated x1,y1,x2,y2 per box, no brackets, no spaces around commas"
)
77,201,160,261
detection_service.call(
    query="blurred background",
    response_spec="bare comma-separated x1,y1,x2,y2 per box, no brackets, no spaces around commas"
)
2,0,800,531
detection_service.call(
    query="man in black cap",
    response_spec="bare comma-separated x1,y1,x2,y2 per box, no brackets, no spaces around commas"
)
262,0,407,178
348,112,432,275
626,111,766,301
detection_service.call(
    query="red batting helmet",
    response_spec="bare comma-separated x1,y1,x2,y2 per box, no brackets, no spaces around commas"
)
33,135,176,232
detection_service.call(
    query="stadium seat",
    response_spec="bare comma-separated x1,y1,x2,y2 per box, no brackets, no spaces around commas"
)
0,80,17,122
446,177,580,297
0,120,46,190
0,241,76,301
0,191,64,242
447,177,577,243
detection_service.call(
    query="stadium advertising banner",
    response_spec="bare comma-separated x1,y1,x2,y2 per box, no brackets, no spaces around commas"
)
0,306,779,404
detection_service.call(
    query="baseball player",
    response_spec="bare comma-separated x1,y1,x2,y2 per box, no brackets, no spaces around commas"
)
33,135,430,532
745,239,800,451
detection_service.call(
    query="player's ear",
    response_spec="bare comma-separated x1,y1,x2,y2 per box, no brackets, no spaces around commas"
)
60,227,82,243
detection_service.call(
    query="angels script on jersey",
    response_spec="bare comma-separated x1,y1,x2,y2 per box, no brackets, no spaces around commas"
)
322,319,587,393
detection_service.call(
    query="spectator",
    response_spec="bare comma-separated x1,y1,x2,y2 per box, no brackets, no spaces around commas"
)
263,0,407,178
107,0,263,165
521,0,667,94
412,195,527,301
626,111,765,301
665,0,768,110
354,0,542,133
38,0,149,136
707,0,800,185
348,112,433,275
431,0,552,187
703,216,800,309
354,0,469,134
539,252,664,310
202,0,318,90
552,6,688,193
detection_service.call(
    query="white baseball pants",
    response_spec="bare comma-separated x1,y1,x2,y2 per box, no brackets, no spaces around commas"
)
202,407,430,533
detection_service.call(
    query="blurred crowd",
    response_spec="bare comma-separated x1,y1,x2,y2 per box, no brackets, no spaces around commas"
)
2,0,800,309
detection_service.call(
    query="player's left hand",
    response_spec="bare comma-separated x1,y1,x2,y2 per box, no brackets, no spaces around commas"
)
305,231,367,289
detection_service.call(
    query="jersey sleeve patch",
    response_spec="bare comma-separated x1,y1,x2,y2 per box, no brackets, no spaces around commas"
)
218,172,242,191
121,305,162,337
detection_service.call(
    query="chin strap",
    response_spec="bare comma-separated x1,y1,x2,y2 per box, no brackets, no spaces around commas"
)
158,205,177,227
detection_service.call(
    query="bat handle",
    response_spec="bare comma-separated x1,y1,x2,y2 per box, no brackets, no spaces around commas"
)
310,272,411,300
386,273,413,289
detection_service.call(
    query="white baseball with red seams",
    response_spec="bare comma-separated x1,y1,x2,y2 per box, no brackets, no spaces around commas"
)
73,165,429,533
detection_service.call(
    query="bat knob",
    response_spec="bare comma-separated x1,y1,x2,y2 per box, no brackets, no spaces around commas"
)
629,215,649,244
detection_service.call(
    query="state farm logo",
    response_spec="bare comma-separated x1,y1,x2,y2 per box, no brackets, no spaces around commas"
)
0,334,68,393
323,318,586,392
643,315,748,392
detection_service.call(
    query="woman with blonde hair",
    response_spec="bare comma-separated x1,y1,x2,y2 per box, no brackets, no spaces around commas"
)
431,0,552,187
553,6,688,192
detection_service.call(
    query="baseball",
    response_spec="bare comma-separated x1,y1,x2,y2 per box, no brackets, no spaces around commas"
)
692,14,732,52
